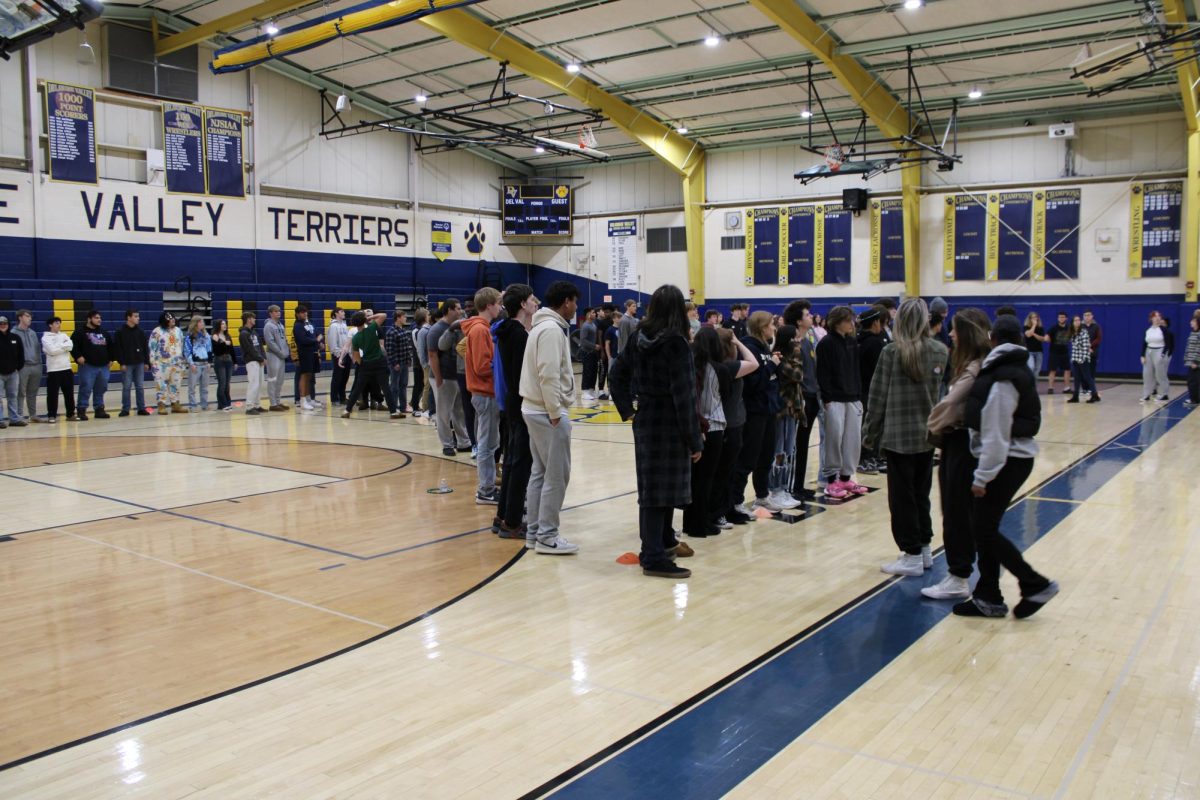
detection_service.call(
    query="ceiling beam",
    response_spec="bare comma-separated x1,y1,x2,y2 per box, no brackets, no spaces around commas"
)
747,0,909,139
837,2,1140,58
1161,0,1199,130
155,0,318,56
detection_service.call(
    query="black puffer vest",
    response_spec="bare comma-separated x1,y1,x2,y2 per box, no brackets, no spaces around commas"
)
964,347,1041,438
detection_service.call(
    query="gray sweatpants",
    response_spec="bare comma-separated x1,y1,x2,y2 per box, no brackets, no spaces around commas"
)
434,378,471,449
472,394,500,494
1142,350,1170,398
821,400,862,481
266,354,287,406
525,412,572,544
18,364,40,418
244,361,263,410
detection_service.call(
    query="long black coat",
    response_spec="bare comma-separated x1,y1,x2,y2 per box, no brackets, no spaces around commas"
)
610,331,703,508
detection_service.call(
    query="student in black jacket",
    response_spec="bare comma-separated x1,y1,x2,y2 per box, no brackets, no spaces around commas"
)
0,316,26,428
113,309,151,417
71,310,114,420
856,306,888,474
495,284,538,538
816,306,868,499
727,311,782,516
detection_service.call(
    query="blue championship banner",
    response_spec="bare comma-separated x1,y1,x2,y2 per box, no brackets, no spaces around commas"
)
787,206,816,284
869,198,904,283
744,208,783,286
431,220,452,261
822,203,852,284
1129,181,1182,278
163,103,205,195
942,195,986,281
997,192,1033,280
45,82,97,185
203,108,245,198
1034,188,1080,281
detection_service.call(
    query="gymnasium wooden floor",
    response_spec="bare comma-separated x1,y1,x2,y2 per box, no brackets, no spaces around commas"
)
0,376,1196,799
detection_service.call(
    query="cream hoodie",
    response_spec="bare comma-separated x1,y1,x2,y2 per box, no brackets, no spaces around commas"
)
41,331,73,373
520,307,575,418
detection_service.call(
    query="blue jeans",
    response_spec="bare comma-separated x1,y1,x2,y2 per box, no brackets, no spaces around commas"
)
472,394,500,494
214,357,233,408
77,363,110,412
389,364,410,412
121,364,146,413
1,371,19,421
1027,351,1043,376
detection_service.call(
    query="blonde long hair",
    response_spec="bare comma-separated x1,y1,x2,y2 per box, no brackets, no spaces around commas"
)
893,298,931,383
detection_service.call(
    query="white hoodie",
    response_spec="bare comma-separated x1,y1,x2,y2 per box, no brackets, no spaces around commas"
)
520,307,575,418
41,331,73,372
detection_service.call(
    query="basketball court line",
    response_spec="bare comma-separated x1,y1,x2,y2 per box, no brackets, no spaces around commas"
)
526,398,1194,800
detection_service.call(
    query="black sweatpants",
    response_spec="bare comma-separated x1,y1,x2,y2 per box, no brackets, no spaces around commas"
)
884,449,935,554
730,412,775,507
457,374,477,446
345,359,395,413
638,505,678,567
971,457,1050,604
683,429,724,534
410,361,424,411
46,369,75,419
498,412,532,528
1188,366,1199,403
712,425,743,519
938,429,978,579
581,351,598,392
330,360,351,404
790,393,819,495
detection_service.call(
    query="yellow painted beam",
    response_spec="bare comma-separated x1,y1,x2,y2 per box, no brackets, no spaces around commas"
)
1187,131,1199,303
683,154,707,303
747,0,910,140
418,9,703,177
156,0,317,56
1162,0,1199,132
901,167,921,297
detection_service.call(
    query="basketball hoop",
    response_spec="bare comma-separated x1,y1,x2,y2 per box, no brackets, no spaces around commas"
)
823,143,845,172
579,125,598,150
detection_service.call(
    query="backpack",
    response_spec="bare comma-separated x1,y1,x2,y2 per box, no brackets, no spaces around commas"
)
491,320,507,411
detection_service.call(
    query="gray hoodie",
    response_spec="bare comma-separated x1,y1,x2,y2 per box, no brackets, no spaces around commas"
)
263,318,289,360
520,307,574,418
969,342,1039,488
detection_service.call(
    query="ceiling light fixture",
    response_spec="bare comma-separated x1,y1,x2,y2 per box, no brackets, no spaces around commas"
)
675,124,688,134
334,93,351,112
566,62,581,74
704,33,720,47
534,146,546,154
967,86,983,99
800,108,812,119
77,34,95,65
264,21,280,36
903,0,922,9
415,92,428,104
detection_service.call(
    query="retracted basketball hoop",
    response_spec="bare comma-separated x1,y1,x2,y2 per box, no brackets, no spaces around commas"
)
823,143,845,172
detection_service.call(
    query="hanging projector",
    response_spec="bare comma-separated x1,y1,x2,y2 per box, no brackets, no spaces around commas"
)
334,93,351,113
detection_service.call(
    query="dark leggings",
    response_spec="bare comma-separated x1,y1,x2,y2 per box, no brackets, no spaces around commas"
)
683,429,724,533
971,457,1050,604
498,413,532,528
938,429,978,579
638,505,679,567
712,425,743,518
730,412,775,507
790,393,819,495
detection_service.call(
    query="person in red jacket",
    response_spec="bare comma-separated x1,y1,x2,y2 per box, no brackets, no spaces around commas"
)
462,287,503,505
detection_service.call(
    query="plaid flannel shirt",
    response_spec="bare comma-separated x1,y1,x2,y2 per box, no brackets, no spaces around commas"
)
862,338,949,454
385,324,415,368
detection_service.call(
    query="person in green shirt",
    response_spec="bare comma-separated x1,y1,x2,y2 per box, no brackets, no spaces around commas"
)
342,310,401,419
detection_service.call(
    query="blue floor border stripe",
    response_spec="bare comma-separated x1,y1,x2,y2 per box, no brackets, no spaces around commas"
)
537,398,1193,800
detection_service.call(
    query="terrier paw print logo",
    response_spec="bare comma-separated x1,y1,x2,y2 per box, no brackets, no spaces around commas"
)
465,221,486,254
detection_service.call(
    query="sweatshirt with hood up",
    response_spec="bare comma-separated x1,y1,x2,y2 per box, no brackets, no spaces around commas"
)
520,307,575,418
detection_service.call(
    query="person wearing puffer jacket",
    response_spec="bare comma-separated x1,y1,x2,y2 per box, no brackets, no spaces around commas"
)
519,280,580,556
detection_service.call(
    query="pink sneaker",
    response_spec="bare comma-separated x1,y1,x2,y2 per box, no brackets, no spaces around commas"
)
844,480,870,496
824,480,849,499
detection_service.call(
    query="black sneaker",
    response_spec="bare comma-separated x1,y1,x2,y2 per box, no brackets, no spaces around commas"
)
792,488,817,502
858,460,879,475
642,561,691,579
726,510,752,525
456,446,473,453
94,408,111,419
76,412,89,421
137,409,151,416
475,489,499,505
119,410,130,418
442,447,456,457
1087,395,1101,403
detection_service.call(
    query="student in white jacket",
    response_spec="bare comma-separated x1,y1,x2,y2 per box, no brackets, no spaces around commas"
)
520,281,580,555
41,316,75,422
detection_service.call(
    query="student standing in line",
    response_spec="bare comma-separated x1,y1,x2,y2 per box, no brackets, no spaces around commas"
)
603,310,622,379
1140,311,1173,403
0,316,26,428
408,308,427,415
954,315,1059,619
495,284,538,538
463,287,502,505
239,312,266,415
766,324,804,511
856,306,888,476
816,306,869,499
617,298,639,354
710,328,752,527
1083,309,1102,375
1066,315,1099,403
113,309,151,417
442,308,478,450
342,310,401,419
1184,315,1200,407
728,311,782,515
40,316,75,424
71,309,114,421
385,310,414,416
520,280,581,555
415,307,436,418
1023,312,1046,377
782,300,820,502
862,298,949,577
611,284,702,577
923,308,993,600
579,307,600,403
184,317,213,412
263,305,290,412
1044,311,1072,394
12,310,43,422
211,319,236,412
292,304,324,412
327,307,350,405
594,304,614,399
150,312,187,414
429,299,472,457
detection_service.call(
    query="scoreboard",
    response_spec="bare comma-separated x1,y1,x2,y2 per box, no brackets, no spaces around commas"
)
502,184,573,236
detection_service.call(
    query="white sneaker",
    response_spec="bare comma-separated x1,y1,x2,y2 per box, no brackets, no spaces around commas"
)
733,503,753,516
535,535,579,555
300,399,315,411
769,490,801,510
881,553,925,577
753,496,781,513
715,516,733,530
312,398,325,408
581,391,596,402
921,545,933,569
921,574,970,599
